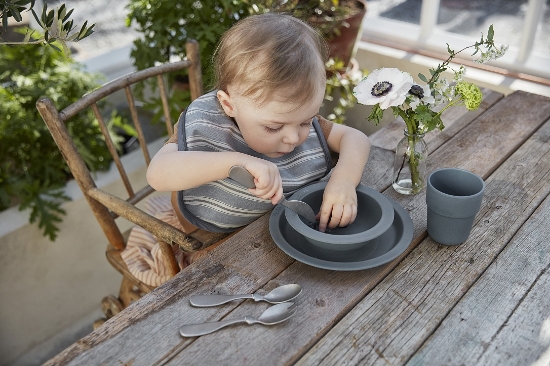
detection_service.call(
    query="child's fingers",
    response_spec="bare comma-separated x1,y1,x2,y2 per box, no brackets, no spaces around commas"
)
338,204,357,227
327,205,344,229
317,204,334,232
270,184,283,205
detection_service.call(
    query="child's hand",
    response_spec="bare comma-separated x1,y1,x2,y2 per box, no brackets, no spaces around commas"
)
316,179,358,233
244,160,283,205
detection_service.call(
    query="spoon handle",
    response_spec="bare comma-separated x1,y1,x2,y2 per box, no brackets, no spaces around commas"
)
180,317,249,337
190,294,254,307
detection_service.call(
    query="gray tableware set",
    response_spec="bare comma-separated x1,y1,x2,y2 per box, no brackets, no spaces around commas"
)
180,284,302,337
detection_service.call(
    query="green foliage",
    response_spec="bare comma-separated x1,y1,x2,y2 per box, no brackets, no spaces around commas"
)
0,1,95,53
125,0,248,125
126,0,248,86
324,57,368,124
127,1,366,126
245,0,360,40
0,41,129,240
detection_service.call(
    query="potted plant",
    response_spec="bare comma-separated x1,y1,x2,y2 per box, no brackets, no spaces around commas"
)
125,0,248,125
324,57,368,124
0,36,132,240
127,1,368,126
247,0,367,67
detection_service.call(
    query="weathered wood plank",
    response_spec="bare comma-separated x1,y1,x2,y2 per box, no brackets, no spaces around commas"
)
165,96,550,365
369,89,503,151
44,215,294,366
45,91,548,366
476,266,550,366
45,146,395,366
407,193,550,366
295,95,550,366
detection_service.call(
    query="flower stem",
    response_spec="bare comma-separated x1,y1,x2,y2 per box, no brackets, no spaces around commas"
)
394,109,422,190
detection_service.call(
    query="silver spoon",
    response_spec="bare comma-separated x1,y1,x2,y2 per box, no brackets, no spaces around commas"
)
228,165,317,223
190,284,302,307
180,302,296,337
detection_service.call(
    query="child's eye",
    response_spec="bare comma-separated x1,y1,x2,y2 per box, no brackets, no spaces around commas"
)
301,120,313,128
264,126,283,133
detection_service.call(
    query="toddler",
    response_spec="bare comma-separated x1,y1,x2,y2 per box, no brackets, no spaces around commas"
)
147,13,371,234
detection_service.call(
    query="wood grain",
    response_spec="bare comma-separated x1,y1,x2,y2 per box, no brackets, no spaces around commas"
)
44,91,549,366
165,95,550,365
295,97,550,366
408,192,550,366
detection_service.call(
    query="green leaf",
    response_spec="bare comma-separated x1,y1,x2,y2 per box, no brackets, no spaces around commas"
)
367,104,384,125
487,24,494,42
11,9,22,22
2,15,8,31
418,73,428,82
40,2,48,24
31,8,42,27
62,8,74,22
46,9,54,27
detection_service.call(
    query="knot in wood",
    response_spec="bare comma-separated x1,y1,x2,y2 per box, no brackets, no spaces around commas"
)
315,298,326,307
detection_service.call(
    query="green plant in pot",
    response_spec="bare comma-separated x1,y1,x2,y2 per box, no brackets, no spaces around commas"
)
125,0,248,124
247,0,367,67
0,36,131,240
324,57,368,124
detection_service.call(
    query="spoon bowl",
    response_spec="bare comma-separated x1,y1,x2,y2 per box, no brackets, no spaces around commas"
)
180,302,296,337
190,284,302,307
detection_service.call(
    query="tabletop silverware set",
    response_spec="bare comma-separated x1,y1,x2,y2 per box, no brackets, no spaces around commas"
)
180,284,302,337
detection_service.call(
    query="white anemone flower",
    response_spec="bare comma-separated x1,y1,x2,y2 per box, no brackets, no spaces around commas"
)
409,84,435,110
353,68,414,109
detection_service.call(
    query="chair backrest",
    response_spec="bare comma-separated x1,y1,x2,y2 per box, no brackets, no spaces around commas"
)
36,40,225,276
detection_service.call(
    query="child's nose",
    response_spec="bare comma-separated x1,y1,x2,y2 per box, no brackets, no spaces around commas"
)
282,128,300,145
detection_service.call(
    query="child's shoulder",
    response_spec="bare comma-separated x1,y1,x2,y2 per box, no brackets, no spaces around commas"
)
316,115,334,141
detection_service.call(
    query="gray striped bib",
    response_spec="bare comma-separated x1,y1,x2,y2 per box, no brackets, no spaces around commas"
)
176,91,332,232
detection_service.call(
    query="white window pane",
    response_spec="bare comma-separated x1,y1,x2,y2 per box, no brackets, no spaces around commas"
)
365,0,422,25
436,0,530,52
533,1,550,54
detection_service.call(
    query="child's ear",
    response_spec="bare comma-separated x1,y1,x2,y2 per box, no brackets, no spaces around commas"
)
217,90,236,117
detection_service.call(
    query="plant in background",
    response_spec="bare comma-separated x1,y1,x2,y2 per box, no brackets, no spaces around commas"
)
0,38,131,240
324,57,367,124
245,0,362,40
0,0,95,53
126,0,247,103
353,25,508,194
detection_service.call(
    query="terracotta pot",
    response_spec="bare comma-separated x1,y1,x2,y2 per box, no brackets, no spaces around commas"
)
311,0,367,67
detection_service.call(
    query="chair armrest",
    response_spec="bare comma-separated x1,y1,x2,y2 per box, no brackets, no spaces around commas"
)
88,188,208,252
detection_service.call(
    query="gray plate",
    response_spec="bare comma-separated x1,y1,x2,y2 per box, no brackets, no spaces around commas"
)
269,197,414,271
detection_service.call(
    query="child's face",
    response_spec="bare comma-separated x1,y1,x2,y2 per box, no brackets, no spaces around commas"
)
217,85,325,158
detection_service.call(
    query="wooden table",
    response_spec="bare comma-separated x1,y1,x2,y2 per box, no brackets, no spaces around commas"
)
47,90,550,366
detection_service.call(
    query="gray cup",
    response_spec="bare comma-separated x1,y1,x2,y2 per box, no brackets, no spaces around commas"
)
426,168,485,245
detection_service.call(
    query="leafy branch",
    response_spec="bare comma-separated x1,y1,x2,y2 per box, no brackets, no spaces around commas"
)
418,25,504,90
0,0,95,54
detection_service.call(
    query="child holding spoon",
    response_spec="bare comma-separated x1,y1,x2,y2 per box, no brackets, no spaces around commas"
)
147,13,371,235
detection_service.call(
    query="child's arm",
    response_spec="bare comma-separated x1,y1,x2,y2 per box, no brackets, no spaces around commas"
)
146,143,283,204
317,123,371,232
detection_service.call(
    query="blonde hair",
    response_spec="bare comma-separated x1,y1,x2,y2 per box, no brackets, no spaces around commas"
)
214,13,328,106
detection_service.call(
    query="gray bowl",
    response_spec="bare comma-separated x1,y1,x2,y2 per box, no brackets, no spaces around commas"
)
285,182,394,251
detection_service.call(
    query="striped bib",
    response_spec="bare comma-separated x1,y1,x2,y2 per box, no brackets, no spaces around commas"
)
176,91,332,232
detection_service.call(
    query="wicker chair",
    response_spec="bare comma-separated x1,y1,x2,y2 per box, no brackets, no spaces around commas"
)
36,40,230,314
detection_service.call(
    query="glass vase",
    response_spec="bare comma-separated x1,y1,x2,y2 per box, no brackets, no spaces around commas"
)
392,130,428,195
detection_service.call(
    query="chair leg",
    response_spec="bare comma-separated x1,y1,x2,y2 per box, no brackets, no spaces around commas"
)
119,276,145,308
102,294,123,318
94,293,124,330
